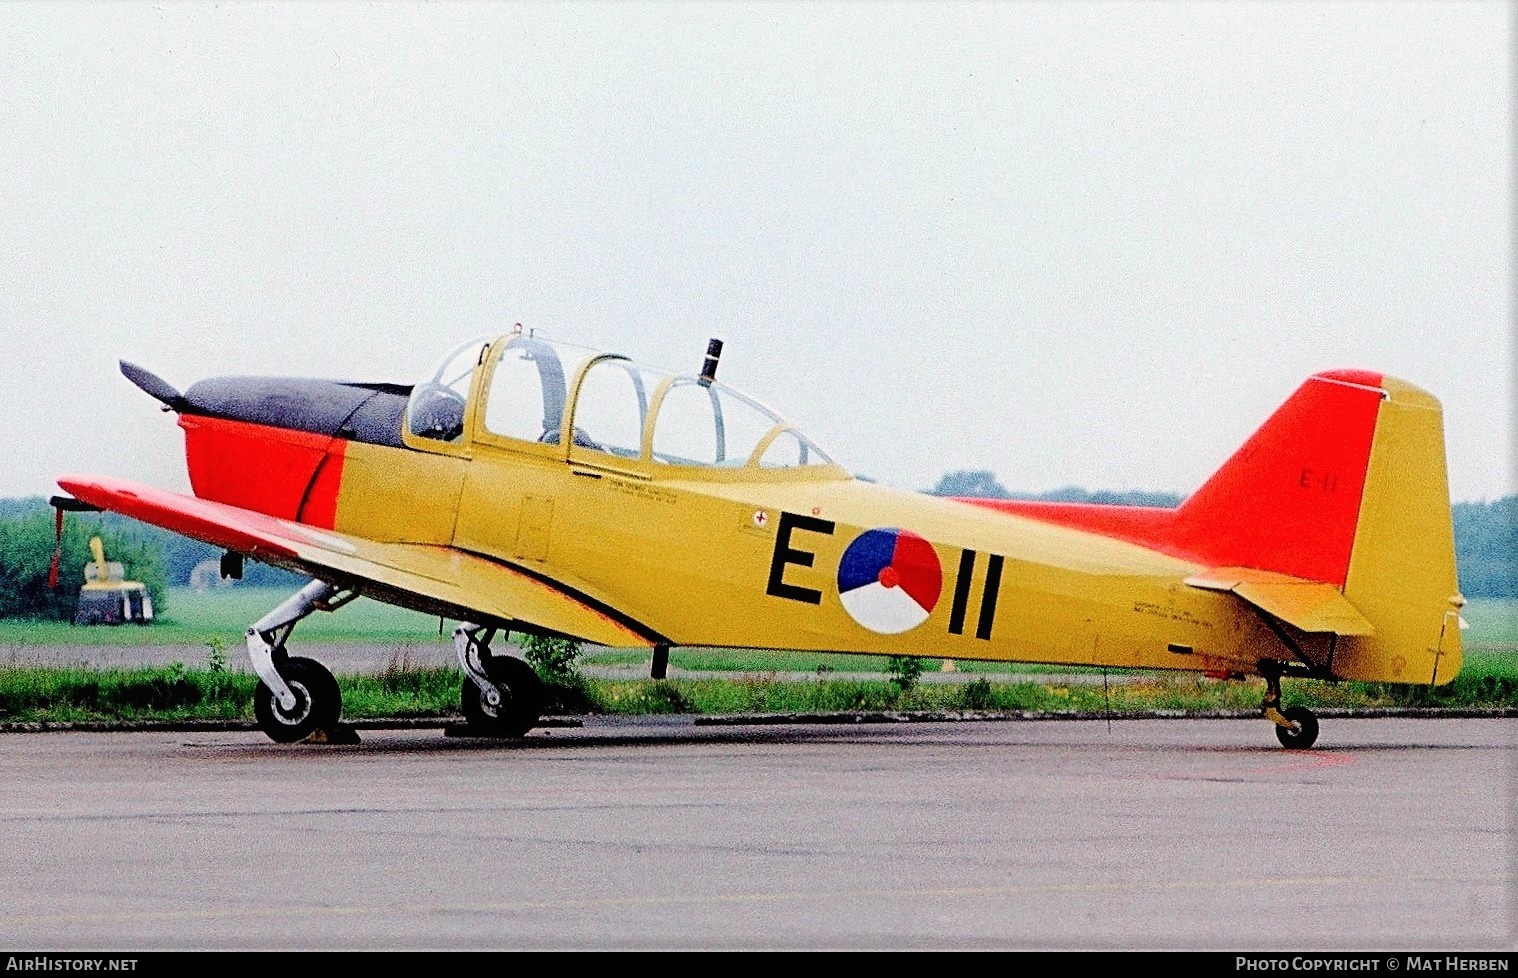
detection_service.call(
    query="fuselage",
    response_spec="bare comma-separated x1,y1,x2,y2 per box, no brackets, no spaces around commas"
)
173,366,1274,677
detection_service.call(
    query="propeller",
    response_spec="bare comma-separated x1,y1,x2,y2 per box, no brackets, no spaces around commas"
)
119,361,187,412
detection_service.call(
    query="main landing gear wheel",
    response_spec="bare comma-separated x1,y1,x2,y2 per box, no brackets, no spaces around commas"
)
254,656,342,744
461,654,544,738
1273,705,1320,749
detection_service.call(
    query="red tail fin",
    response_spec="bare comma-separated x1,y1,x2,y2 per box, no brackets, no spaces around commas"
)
960,369,1387,586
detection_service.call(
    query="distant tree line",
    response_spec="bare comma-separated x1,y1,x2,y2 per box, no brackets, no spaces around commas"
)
1451,497,1517,598
929,469,1516,599
928,470,1184,509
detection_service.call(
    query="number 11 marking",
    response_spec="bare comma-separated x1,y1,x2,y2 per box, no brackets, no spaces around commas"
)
948,549,1003,640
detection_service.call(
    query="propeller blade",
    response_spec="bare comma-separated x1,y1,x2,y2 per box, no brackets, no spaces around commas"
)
119,361,187,411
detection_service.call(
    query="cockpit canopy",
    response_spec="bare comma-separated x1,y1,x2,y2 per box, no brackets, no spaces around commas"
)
406,334,837,472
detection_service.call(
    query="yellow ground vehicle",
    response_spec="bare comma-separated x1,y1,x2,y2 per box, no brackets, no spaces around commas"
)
72,535,153,626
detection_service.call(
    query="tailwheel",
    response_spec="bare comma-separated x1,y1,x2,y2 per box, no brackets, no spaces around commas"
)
461,653,544,738
1259,659,1320,749
1273,705,1320,749
254,655,342,744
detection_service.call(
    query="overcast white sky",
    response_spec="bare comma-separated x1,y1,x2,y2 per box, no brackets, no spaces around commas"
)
1,1,1511,504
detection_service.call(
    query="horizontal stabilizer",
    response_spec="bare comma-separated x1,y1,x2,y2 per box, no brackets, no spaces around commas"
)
1185,568,1374,636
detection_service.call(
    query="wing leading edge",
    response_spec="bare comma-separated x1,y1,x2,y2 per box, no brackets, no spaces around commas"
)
55,475,657,649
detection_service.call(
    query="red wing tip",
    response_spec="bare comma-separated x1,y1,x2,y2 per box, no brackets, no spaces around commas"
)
1313,368,1385,389
56,474,141,500
55,477,95,499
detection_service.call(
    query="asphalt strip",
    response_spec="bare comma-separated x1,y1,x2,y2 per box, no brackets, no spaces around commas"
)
1,706,1513,735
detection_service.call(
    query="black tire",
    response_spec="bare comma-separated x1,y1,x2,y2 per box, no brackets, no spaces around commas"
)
461,655,544,737
1274,705,1320,749
254,656,342,744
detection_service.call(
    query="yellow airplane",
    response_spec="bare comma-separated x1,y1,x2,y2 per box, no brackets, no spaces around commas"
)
55,330,1463,748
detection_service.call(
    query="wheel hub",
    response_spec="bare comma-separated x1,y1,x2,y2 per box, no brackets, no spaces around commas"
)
272,680,312,726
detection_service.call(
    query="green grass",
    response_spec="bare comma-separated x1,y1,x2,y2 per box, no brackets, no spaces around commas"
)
0,664,259,723
0,656,1512,726
0,591,1512,726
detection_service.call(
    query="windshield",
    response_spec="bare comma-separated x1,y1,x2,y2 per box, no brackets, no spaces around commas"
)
406,336,490,442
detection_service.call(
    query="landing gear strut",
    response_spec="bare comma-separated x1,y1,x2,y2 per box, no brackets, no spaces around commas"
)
454,624,544,737
246,580,353,743
1259,660,1320,749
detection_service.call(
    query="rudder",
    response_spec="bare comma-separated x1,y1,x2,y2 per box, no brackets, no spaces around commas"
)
1332,377,1462,684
